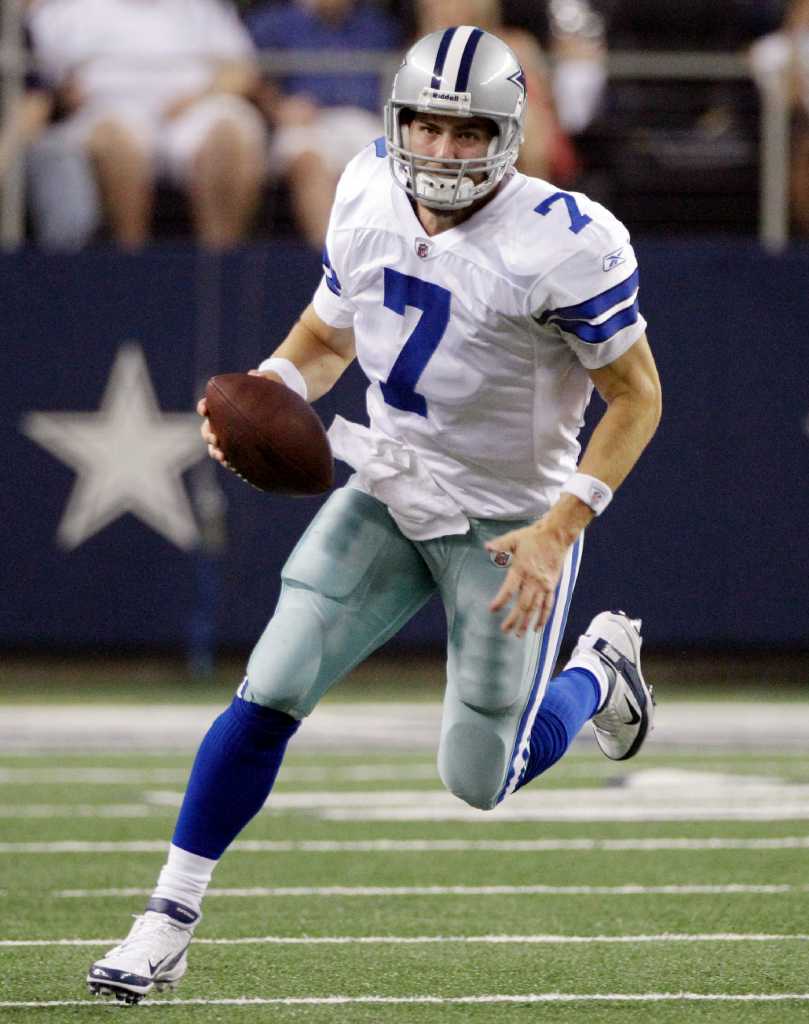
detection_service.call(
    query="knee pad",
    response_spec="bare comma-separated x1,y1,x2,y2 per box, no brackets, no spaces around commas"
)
438,721,507,811
244,586,328,718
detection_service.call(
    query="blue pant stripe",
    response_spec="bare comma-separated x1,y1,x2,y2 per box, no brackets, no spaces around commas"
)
497,536,583,802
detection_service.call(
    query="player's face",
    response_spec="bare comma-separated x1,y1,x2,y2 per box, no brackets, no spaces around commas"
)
408,114,495,183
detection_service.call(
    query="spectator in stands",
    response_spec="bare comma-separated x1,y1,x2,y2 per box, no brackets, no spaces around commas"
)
22,0,267,249
0,6,101,249
246,0,403,248
412,0,579,183
750,0,809,235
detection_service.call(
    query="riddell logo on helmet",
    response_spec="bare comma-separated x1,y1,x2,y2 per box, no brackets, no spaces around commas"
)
418,87,472,112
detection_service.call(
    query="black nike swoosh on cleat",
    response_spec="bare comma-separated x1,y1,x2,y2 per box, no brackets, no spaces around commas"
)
622,697,641,725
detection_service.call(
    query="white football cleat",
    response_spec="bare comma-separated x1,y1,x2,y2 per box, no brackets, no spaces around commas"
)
572,610,655,761
87,898,199,1004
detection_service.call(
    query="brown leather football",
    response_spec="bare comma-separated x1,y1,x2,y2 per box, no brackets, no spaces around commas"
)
204,373,333,496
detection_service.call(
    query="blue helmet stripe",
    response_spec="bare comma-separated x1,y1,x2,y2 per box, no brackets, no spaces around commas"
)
431,27,457,89
454,27,484,92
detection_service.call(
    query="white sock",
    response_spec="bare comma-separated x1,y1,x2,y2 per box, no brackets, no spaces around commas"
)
152,844,217,917
564,650,610,711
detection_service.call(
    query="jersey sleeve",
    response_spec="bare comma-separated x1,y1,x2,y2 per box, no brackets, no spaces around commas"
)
312,243,356,329
530,230,647,370
311,146,377,329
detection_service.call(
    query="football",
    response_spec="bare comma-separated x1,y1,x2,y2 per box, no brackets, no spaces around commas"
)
204,372,333,496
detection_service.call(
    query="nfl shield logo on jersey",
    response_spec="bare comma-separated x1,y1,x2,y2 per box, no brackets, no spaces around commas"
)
415,238,432,258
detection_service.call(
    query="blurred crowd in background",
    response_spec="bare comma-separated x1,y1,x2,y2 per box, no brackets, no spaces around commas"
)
0,0,806,251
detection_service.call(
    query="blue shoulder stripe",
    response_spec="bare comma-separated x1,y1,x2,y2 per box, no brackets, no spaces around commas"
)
552,301,640,344
373,136,386,158
540,268,639,325
321,246,342,297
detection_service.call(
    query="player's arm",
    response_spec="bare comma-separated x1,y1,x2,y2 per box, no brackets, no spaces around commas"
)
261,303,356,403
197,303,354,460
488,334,661,635
544,332,662,540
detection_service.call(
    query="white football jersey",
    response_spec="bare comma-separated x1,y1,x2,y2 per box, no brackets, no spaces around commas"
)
314,140,647,539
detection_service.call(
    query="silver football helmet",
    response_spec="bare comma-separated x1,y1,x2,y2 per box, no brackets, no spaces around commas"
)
385,26,526,210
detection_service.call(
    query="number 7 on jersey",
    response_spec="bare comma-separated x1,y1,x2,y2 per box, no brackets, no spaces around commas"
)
380,268,451,417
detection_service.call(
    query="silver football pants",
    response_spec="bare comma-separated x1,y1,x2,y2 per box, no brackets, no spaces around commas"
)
245,487,582,809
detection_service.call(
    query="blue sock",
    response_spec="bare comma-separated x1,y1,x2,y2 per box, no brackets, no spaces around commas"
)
172,696,300,859
516,668,601,790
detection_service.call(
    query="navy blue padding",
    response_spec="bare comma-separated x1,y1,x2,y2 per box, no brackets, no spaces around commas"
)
145,897,198,925
373,136,386,157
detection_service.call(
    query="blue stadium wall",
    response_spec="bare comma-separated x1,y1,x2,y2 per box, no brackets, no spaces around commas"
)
3,240,807,654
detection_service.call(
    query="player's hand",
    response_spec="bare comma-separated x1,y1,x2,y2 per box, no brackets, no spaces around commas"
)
196,396,226,464
247,369,284,383
485,520,569,636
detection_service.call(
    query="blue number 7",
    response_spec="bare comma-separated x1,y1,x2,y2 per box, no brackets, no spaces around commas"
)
534,191,592,234
380,268,451,417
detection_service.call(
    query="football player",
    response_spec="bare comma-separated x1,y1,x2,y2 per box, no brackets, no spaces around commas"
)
88,26,661,1003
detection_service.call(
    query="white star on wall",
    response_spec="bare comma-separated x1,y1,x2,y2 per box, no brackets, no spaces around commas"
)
20,343,207,550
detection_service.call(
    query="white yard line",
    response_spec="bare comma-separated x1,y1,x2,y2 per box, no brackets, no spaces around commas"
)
3,993,809,1007
0,765,438,784
7,770,809,823
2,836,809,853
0,805,165,818
52,883,800,898
3,702,809,752
2,932,809,948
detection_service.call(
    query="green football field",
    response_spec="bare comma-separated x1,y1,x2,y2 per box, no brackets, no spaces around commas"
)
1,675,809,1022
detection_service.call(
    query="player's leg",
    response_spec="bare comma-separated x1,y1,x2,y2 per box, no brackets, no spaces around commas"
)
434,524,654,810
432,522,585,810
88,488,435,1002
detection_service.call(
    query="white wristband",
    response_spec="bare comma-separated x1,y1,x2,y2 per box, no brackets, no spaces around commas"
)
256,357,308,401
560,472,613,516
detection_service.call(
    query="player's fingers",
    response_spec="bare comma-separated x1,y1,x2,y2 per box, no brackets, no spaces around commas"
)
533,590,553,630
196,397,208,416
489,569,519,612
200,418,218,444
513,584,540,637
485,533,515,555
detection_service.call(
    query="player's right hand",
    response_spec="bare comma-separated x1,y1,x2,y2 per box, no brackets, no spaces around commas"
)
196,396,226,464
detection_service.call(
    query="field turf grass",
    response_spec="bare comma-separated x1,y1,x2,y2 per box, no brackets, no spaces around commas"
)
2,730,809,1021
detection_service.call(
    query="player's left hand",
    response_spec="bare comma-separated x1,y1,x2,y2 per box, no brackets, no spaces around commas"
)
485,521,569,636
